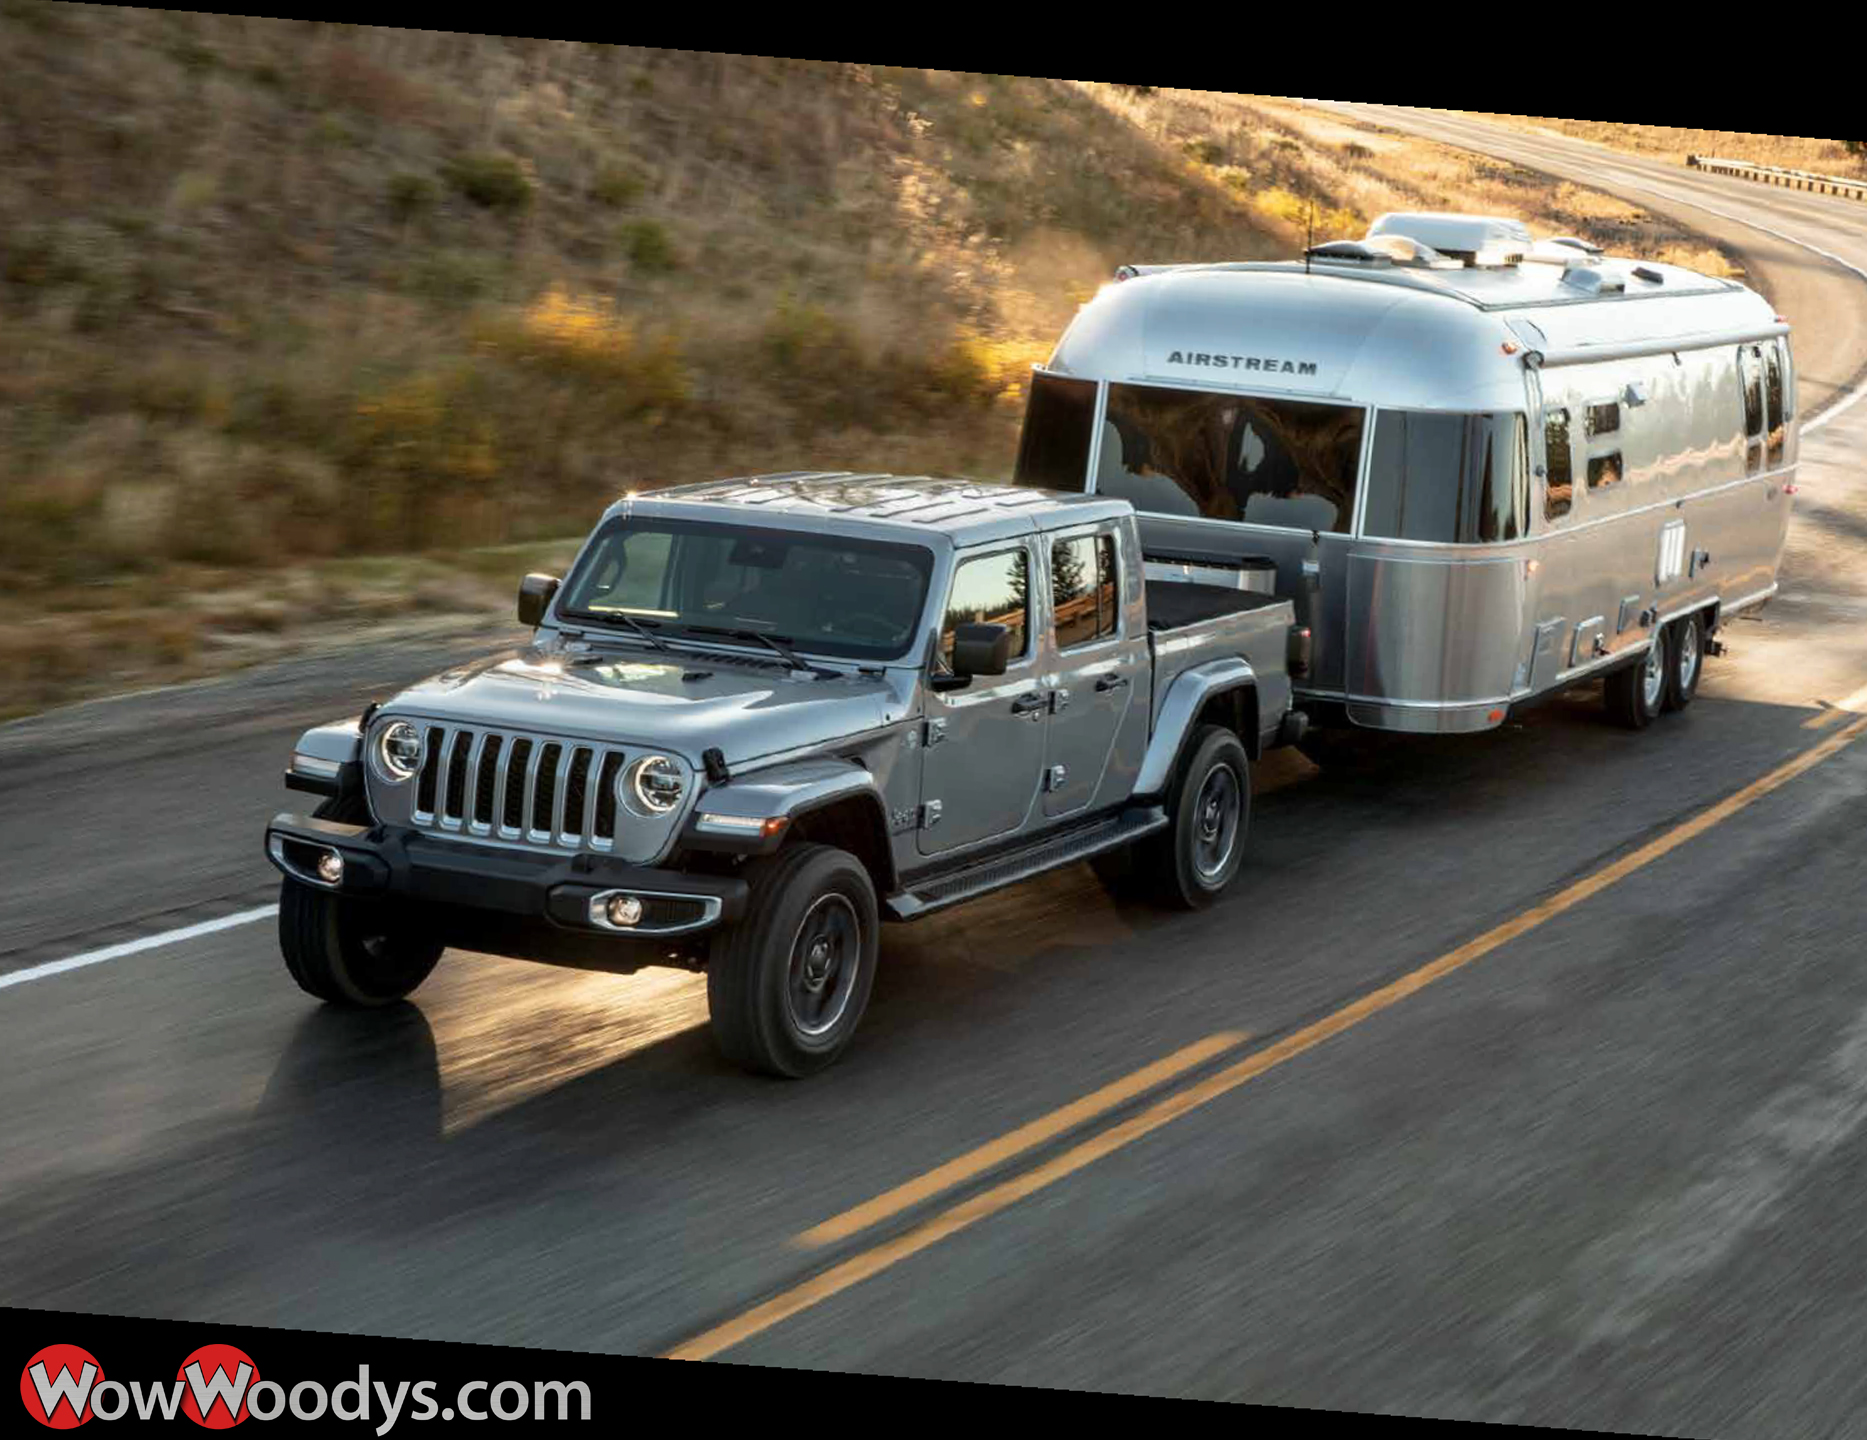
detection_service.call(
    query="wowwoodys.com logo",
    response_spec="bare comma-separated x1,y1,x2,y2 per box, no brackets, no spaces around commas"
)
21,1344,591,1431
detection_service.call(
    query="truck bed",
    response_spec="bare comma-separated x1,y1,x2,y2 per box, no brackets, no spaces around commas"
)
1144,579,1288,633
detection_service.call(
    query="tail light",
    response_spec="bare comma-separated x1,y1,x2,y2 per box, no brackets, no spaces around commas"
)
1286,625,1312,679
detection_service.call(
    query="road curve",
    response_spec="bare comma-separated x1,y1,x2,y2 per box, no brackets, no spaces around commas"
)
6,108,1867,1433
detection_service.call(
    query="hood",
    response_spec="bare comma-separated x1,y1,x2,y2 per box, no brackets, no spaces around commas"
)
382,643,911,765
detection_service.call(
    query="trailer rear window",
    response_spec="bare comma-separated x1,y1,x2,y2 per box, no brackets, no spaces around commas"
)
1093,383,1364,533
1361,410,1529,544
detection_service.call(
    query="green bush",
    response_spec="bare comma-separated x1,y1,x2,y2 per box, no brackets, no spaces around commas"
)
590,164,644,208
404,249,500,306
386,173,438,225
621,218,678,272
441,152,534,213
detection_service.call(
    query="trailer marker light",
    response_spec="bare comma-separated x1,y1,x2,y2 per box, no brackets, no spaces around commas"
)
1501,341,1520,355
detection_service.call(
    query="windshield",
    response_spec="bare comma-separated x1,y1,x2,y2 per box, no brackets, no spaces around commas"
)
557,517,935,662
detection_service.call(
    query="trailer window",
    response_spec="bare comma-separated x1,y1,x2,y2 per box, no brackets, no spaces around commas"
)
1740,345,1765,476
1587,453,1623,490
1095,383,1364,533
938,548,1030,671
1362,410,1528,543
1013,372,1098,492
1052,533,1118,648
1764,345,1785,467
1544,408,1574,521
1584,401,1620,437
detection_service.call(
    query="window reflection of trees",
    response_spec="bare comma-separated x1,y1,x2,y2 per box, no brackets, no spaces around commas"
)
1103,385,1364,529
938,550,1029,669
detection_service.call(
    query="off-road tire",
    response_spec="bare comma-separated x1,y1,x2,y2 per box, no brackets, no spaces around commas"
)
277,792,444,1006
706,843,879,1078
1134,724,1251,910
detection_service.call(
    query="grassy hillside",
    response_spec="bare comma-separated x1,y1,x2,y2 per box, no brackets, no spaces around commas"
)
0,10,1746,717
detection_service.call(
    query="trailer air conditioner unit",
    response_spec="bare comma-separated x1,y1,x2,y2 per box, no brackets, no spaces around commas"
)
1365,212,1531,267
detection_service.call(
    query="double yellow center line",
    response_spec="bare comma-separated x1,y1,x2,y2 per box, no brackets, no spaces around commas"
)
665,713,1867,1362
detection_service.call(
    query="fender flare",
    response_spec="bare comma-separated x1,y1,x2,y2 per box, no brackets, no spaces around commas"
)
1134,658,1258,800
684,757,894,883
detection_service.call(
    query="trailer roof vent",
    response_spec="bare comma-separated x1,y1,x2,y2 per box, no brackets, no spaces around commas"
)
1525,237,1609,266
1305,234,1457,268
1559,264,1627,295
1366,212,1531,267
1632,264,1665,284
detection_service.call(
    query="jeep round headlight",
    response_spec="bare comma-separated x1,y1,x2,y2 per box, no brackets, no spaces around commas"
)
624,754,685,815
373,721,425,783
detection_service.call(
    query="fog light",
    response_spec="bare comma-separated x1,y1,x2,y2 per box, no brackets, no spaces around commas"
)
606,894,644,928
316,850,345,885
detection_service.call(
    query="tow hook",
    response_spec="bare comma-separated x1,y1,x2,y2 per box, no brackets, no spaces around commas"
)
1278,709,1311,748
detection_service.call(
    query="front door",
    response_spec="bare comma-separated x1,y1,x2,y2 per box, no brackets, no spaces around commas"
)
1042,525,1146,817
918,541,1048,856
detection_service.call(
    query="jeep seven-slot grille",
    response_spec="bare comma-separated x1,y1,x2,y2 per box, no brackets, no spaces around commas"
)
411,725,628,850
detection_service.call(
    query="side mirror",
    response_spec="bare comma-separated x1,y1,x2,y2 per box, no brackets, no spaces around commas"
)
951,622,1012,678
518,573,560,627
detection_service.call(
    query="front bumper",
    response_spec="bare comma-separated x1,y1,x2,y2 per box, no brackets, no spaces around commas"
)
263,812,747,940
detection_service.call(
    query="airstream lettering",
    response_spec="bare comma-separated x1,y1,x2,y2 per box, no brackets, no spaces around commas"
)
1013,213,1796,734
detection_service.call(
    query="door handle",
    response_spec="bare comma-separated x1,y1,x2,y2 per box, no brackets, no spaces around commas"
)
1010,692,1048,717
1095,672,1130,692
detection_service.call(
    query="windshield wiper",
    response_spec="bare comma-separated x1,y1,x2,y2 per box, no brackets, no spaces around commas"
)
675,625,836,677
562,611,671,654
607,613,672,653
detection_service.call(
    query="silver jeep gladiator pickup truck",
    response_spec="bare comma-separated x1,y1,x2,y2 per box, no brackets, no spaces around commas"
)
265,473,1309,1075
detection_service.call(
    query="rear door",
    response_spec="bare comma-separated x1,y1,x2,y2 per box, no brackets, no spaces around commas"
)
1041,522,1147,817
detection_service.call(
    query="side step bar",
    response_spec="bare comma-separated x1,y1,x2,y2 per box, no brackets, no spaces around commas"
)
885,806,1169,921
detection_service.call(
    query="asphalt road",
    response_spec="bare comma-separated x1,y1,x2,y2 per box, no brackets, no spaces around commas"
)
7,108,1867,1433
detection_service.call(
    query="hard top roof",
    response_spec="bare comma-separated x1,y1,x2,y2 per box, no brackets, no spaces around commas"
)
616,472,1127,546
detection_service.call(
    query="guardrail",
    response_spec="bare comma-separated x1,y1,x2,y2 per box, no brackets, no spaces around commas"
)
1686,154,1867,202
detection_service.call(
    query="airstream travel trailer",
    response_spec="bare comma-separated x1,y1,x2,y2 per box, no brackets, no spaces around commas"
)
1012,213,1797,733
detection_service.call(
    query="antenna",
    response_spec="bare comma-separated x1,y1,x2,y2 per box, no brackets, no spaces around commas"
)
1305,202,1314,274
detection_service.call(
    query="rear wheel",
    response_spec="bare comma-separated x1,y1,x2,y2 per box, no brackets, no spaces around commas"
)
1605,630,1670,730
1135,724,1251,910
277,792,444,1006
1664,612,1705,712
706,843,879,1077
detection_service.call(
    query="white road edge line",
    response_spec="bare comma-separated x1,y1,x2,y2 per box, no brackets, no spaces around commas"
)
0,905,279,992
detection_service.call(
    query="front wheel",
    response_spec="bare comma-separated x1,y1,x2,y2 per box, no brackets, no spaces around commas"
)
706,843,880,1077
1136,724,1251,910
278,879,445,1006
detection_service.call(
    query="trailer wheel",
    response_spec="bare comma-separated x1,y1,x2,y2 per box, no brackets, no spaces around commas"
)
1664,612,1705,712
1604,631,1670,730
706,843,879,1078
1137,725,1251,910
277,792,445,1006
